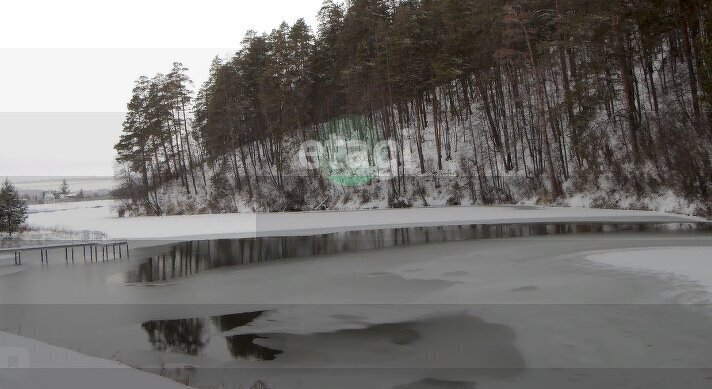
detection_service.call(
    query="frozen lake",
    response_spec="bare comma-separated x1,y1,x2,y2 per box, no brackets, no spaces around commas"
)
2,222,712,388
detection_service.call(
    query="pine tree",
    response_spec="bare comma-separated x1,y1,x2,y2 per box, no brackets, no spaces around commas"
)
113,0,712,215
0,180,28,236
59,179,70,196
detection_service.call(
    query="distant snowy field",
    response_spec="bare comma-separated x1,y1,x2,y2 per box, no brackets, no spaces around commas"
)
25,199,706,240
3,176,115,191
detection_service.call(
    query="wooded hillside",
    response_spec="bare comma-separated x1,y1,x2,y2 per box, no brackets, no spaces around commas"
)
114,0,712,216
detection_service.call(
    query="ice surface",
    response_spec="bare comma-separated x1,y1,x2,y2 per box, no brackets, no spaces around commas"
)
2,231,712,387
6,201,712,388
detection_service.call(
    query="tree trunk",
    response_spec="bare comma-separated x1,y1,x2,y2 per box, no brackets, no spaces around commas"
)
613,14,642,164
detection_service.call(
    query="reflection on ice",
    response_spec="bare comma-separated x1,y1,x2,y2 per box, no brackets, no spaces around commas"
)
142,318,207,356
226,334,283,361
126,223,702,283
139,310,524,370
141,310,283,361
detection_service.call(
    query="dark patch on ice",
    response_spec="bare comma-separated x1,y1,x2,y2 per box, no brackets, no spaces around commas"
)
226,334,283,361
375,272,462,290
367,271,392,277
215,311,286,361
137,312,524,367
301,321,422,346
394,378,476,389
140,310,279,360
511,286,539,292
331,313,366,321
386,325,421,345
254,314,524,371
212,310,266,332
442,270,469,277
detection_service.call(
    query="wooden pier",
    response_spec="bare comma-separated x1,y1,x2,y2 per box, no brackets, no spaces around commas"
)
0,241,129,265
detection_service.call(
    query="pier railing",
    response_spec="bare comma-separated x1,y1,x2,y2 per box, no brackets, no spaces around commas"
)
0,241,129,265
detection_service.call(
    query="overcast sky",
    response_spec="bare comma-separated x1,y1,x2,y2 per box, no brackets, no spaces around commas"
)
0,0,324,176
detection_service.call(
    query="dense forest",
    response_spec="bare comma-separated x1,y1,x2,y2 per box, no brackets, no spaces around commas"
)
114,0,712,217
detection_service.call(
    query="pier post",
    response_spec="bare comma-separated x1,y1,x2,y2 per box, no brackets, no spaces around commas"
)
65,247,68,262
14,252,17,265
18,251,21,265
71,247,75,263
119,245,122,259
40,249,44,263
113,245,116,259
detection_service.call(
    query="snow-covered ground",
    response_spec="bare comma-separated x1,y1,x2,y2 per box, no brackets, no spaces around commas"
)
25,199,707,240
1,227,106,247
586,247,712,299
0,331,186,389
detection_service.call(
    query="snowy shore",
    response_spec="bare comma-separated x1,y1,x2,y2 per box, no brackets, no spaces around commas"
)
0,330,186,389
26,199,707,240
